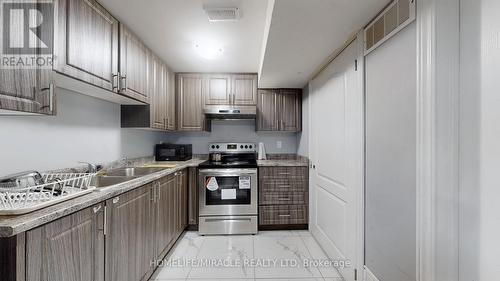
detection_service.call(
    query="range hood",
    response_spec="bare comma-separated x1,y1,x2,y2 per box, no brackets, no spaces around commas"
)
204,106,256,120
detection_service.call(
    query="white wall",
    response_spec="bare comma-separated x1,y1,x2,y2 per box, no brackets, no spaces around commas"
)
0,90,167,176
163,120,298,154
460,0,500,279
0,90,299,176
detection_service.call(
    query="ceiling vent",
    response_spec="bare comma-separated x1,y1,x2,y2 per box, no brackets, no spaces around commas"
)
205,7,240,22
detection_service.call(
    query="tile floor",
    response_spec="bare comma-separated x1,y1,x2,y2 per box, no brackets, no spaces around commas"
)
152,230,344,281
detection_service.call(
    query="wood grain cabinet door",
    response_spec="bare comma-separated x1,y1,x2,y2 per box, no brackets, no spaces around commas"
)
176,74,204,131
256,89,279,131
105,184,155,281
149,54,166,129
204,74,231,106
279,89,302,132
166,69,176,130
187,167,199,226
181,169,189,229
154,175,177,259
0,1,54,115
231,74,257,105
119,24,149,103
26,203,105,281
53,0,119,92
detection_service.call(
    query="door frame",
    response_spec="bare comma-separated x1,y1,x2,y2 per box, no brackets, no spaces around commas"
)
416,0,460,280
307,32,366,281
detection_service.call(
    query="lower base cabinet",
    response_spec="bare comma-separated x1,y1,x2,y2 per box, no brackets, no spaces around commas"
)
2,169,189,281
26,203,105,281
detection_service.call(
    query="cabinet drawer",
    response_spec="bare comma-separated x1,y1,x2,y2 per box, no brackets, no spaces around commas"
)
259,167,308,180
259,179,308,193
259,205,308,225
259,191,308,205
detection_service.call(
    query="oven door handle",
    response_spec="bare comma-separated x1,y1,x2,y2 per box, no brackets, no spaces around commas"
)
205,218,252,222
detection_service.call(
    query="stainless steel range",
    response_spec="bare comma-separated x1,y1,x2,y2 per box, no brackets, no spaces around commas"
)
198,142,258,235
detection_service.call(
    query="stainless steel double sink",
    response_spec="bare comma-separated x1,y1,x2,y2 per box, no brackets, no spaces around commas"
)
91,167,167,191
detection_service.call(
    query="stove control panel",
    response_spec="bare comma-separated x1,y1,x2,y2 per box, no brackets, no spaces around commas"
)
209,142,256,153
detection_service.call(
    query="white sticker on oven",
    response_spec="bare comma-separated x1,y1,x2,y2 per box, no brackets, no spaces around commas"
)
239,176,251,189
221,189,236,200
205,177,219,191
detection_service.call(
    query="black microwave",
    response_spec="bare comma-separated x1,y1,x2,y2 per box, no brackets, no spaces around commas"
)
155,144,192,161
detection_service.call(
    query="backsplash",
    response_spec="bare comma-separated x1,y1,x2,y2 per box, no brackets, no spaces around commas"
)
162,120,298,154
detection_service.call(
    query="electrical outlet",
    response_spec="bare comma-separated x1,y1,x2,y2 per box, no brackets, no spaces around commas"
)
276,141,282,149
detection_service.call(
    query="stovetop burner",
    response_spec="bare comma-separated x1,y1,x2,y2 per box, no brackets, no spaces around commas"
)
199,142,258,169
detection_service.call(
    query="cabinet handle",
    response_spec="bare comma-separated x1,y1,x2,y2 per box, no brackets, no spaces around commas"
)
94,205,107,236
278,172,291,175
112,73,119,90
120,74,127,91
93,205,102,213
278,185,291,188
150,185,155,202
48,84,54,112
112,197,120,204
278,197,291,201
278,214,291,218
157,182,161,201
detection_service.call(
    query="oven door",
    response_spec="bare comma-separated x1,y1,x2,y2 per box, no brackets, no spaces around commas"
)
199,168,257,216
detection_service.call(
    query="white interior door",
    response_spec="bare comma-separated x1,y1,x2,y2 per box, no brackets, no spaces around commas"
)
309,39,363,281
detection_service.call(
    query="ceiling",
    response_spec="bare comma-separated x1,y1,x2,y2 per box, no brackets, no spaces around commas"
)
99,0,389,88
99,0,270,73
259,0,389,88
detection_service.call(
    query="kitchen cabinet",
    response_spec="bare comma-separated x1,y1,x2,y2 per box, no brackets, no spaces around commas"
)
178,170,189,231
257,89,302,132
54,0,119,93
258,166,308,229
166,70,176,130
105,184,154,281
121,54,175,131
232,74,258,105
256,89,279,131
25,203,105,281
176,74,208,131
204,74,232,105
118,23,150,103
150,53,167,129
0,1,54,115
154,174,177,260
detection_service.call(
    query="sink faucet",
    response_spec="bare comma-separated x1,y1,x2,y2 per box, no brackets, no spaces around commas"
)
120,157,133,167
78,162,99,173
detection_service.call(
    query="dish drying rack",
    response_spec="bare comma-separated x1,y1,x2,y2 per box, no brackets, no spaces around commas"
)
0,173,95,215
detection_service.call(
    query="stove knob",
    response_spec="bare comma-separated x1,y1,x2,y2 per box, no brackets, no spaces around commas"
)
211,145,215,149
240,145,244,149
216,145,220,149
245,145,248,149
249,145,253,149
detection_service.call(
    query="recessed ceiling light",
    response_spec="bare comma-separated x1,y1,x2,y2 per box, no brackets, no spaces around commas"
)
194,42,224,60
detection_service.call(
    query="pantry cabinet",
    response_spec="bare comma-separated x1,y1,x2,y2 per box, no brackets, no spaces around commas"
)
257,88,302,132
53,0,119,92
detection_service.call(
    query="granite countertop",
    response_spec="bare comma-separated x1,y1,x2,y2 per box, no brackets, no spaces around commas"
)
257,159,309,167
0,158,205,237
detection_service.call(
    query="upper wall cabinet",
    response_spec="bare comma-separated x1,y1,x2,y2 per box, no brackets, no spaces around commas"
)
54,0,119,92
0,1,54,115
232,74,257,106
166,70,176,130
176,74,208,131
257,88,302,132
118,24,149,103
202,73,257,107
205,74,231,106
